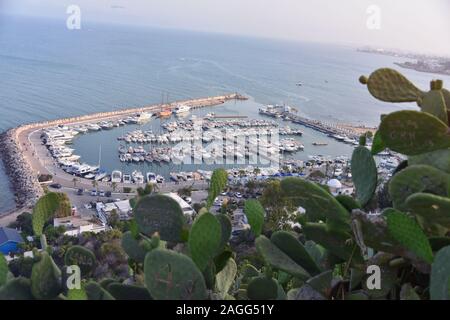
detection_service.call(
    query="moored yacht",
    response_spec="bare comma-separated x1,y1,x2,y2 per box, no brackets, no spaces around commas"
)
111,170,123,183
173,104,190,114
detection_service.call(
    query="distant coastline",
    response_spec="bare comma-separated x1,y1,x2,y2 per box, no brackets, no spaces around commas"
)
358,47,450,76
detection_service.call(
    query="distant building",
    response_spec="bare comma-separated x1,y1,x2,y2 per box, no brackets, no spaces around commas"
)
54,217,106,237
0,227,24,255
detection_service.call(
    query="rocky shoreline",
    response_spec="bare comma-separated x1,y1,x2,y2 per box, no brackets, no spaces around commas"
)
0,129,44,211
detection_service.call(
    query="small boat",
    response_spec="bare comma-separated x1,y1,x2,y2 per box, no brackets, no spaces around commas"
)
146,172,157,184
173,104,190,114
84,173,96,180
137,112,152,123
159,109,172,117
123,174,132,184
111,170,122,183
94,170,108,181
296,82,303,86
312,142,328,146
156,175,165,184
132,171,145,184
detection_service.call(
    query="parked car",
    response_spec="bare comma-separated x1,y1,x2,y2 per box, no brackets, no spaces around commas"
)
76,188,84,196
235,192,243,198
105,191,112,198
90,189,98,196
50,183,62,189
183,196,192,204
98,190,106,197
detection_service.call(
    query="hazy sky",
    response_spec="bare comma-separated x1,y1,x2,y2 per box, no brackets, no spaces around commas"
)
1,0,449,55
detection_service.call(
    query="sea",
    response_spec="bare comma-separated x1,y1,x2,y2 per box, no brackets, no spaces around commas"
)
1,14,449,213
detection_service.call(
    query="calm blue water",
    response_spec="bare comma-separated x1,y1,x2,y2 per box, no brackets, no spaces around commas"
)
1,15,449,212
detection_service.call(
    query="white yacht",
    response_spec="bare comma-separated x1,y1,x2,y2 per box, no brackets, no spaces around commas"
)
156,175,165,184
123,174,132,184
146,172,157,184
111,170,123,183
94,170,108,181
173,104,190,114
132,171,145,184
137,112,152,123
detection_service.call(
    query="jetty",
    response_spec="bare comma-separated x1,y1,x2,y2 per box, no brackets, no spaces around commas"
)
0,93,247,214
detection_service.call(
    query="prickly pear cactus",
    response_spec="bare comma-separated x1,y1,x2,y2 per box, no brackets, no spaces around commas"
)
388,165,449,211
207,168,228,208
270,231,321,276
215,214,232,252
244,199,265,237
31,252,62,300
64,245,97,277
67,288,88,300
379,110,450,155
406,193,450,234
106,283,152,300
247,276,278,300
255,236,310,280
121,231,149,263
351,146,378,206
188,211,222,271
409,148,450,174
280,178,349,228
144,249,207,300
385,209,434,264
0,277,34,300
360,68,423,103
430,246,450,300
134,194,186,243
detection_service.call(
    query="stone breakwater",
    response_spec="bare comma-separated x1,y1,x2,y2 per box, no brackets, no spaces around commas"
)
0,129,44,209
0,93,246,213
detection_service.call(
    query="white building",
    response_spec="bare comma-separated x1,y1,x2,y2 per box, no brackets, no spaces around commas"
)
165,193,196,219
54,217,106,236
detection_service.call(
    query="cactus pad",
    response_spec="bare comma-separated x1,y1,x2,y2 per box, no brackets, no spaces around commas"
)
134,194,186,243
270,231,321,276
255,236,310,280
121,231,149,263
32,192,62,236
371,130,386,155
207,168,228,208
385,209,434,264
430,245,450,300
188,211,222,271
64,245,96,277
420,89,448,124
215,258,237,299
379,110,450,155
0,253,7,287
406,193,450,233
216,214,232,252
351,146,378,206
244,199,265,237
0,277,34,300
280,177,349,227
409,148,450,174
388,165,449,211
31,252,62,300
302,223,363,265
85,282,115,300
106,283,152,300
144,249,207,300
364,68,423,102
247,276,278,300
335,195,361,212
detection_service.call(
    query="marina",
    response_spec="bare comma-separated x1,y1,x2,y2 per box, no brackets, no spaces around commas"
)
0,93,397,217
